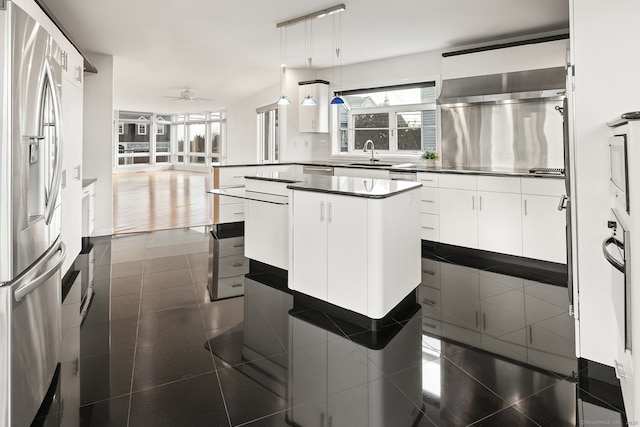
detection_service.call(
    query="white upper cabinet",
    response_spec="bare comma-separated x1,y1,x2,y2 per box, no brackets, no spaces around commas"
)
298,81,329,133
61,38,83,89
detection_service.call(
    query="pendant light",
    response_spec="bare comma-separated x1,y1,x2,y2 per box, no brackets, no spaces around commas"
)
276,27,291,105
301,19,317,106
330,12,348,108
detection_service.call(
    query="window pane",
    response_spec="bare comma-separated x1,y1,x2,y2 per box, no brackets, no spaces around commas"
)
176,124,185,152
189,113,206,121
157,124,171,156
354,113,389,150
119,112,151,121
190,155,206,164
156,155,170,163
397,111,422,151
177,155,184,163
188,123,206,154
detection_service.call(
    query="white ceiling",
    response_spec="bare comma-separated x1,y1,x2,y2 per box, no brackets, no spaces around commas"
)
40,0,569,113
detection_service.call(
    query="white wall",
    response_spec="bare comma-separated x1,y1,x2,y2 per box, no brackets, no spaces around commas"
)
83,53,114,236
570,0,640,367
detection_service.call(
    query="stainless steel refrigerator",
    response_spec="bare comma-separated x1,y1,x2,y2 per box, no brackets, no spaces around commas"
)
0,2,66,426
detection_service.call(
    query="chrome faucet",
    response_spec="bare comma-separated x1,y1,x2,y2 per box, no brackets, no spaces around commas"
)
363,140,377,163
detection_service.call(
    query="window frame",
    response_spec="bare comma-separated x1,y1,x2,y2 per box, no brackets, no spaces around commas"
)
331,82,437,159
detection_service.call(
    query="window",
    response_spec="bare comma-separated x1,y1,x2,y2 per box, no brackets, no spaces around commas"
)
334,82,437,156
257,104,278,163
115,110,225,170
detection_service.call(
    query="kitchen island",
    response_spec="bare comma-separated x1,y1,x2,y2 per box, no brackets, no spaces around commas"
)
287,175,422,329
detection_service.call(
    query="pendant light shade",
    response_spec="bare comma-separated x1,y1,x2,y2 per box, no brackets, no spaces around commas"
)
301,95,317,105
277,94,291,105
330,96,345,105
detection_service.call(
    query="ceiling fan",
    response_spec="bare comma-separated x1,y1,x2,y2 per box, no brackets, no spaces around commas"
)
163,88,212,102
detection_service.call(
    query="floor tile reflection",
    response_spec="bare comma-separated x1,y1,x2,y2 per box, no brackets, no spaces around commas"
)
36,228,624,426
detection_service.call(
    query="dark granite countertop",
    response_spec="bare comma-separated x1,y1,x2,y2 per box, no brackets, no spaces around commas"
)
286,175,421,199
213,162,564,179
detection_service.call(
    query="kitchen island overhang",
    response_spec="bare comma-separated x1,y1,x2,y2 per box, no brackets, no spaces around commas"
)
287,176,422,329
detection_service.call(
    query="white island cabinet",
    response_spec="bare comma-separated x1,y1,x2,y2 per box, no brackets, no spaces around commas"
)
288,176,422,321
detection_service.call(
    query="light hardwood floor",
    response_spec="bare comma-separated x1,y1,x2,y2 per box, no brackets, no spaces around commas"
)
113,170,213,235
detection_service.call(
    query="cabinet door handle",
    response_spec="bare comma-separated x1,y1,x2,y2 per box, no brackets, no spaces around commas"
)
423,322,437,329
421,199,435,203
232,244,244,248
483,313,486,330
328,202,333,224
320,201,325,222
423,298,436,306
475,311,479,328
529,325,533,344
479,196,483,211
524,199,528,216
422,270,435,276
472,196,475,211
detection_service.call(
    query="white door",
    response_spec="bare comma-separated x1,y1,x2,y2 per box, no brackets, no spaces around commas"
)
438,188,478,248
327,194,368,315
477,191,523,256
522,194,567,263
291,191,328,300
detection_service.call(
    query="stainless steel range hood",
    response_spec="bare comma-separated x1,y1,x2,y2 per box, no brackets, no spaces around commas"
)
437,66,566,105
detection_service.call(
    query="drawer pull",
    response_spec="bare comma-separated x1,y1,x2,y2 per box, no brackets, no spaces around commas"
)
420,179,434,182
421,226,435,230
232,175,244,178
423,322,437,329
422,298,436,306
231,283,243,288
422,270,435,276
421,200,435,203
233,244,244,248
233,212,243,215
232,262,244,267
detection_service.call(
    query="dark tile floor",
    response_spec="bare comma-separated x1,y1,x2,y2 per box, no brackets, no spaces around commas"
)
34,228,626,426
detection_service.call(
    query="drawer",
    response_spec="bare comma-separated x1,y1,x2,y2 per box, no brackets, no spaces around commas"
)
438,174,477,190
420,214,439,241
421,258,441,288
417,172,439,188
215,166,258,188
245,179,289,196
217,236,245,257
216,193,242,205
256,164,291,174
216,203,245,224
216,275,245,298
521,177,565,196
420,187,439,214
477,176,521,193
217,254,250,278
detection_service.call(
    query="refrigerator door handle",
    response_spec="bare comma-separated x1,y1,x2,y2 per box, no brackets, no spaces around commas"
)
43,57,63,226
602,236,625,273
14,241,66,301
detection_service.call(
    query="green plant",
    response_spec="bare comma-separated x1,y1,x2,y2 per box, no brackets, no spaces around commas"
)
420,149,439,160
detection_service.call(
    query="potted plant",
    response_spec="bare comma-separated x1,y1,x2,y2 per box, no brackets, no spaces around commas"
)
420,149,439,167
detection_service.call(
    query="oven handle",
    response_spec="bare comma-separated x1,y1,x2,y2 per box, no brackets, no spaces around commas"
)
602,236,625,273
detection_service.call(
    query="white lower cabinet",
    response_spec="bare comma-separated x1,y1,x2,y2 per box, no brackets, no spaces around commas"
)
290,191,368,314
438,188,478,248
477,190,522,256
245,199,288,270
521,179,567,263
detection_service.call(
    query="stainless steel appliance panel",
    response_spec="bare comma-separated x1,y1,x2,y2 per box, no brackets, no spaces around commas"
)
1,2,63,282
0,239,65,426
440,99,564,171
